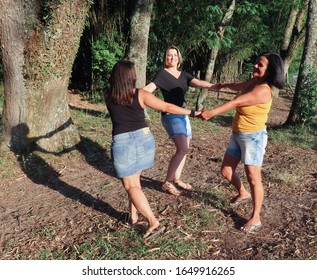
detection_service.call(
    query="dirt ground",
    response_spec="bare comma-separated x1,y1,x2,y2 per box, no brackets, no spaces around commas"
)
0,91,316,260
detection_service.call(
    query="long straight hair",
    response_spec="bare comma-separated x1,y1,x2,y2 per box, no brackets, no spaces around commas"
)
107,60,136,106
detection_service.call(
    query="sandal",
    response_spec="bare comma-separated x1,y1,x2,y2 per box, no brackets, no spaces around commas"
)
229,195,251,206
240,223,262,233
162,181,181,196
173,179,193,190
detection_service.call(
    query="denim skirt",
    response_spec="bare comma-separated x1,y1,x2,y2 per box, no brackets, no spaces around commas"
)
111,127,155,178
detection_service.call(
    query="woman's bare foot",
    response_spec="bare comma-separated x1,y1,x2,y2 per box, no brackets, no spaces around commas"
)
143,218,160,238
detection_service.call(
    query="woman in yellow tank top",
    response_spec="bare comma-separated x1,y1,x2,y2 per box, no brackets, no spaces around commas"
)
201,52,285,233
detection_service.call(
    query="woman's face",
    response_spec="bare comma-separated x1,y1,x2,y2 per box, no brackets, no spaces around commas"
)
165,48,179,68
253,56,269,78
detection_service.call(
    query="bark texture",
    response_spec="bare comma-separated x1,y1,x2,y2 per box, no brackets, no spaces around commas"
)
285,0,317,125
0,0,90,153
280,0,308,79
128,0,154,88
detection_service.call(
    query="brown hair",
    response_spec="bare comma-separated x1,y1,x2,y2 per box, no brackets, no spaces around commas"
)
163,45,182,68
107,60,136,106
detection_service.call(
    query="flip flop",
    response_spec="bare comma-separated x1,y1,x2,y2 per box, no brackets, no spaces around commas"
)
144,226,166,240
229,195,251,206
240,224,262,233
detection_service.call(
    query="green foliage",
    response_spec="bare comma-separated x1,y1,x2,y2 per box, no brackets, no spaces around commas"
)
148,1,236,78
288,46,303,85
91,36,124,101
296,66,317,124
206,4,223,16
236,1,268,15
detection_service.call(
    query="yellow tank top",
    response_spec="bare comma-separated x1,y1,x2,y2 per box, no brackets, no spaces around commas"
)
232,84,272,132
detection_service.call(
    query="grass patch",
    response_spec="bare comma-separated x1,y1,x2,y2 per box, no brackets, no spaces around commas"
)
269,122,317,149
266,167,302,186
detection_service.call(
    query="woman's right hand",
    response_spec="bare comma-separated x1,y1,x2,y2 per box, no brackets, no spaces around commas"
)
200,109,214,121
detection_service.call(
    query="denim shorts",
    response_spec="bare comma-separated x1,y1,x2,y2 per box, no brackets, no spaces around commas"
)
161,114,192,138
226,129,268,166
111,127,155,178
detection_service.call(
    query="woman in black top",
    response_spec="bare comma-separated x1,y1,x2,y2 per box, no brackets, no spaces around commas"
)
105,60,200,239
144,45,217,196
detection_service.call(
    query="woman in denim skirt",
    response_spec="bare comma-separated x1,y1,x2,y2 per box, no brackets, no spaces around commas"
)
105,60,200,239
143,45,218,196
201,52,285,233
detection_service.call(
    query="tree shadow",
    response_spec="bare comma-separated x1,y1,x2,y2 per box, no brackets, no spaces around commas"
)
69,105,110,119
141,175,247,229
140,175,166,194
75,136,116,177
11,123,124,222
191,189,248,229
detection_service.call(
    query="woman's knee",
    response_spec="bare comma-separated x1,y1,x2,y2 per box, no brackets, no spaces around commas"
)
245,167,262,187
220,166,231,179
176,146,189,156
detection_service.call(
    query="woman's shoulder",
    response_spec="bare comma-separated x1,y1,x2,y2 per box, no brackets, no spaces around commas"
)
152,69,167,80
257,83,272,91
157,69,167,75
180,71,194,80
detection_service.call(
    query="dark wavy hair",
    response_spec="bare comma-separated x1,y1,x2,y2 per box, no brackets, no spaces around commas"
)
258,52,285,89
106,60,136,106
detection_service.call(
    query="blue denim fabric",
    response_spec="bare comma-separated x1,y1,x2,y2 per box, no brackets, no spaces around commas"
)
111,127,155,178
226,129,268,166
161,114,192,139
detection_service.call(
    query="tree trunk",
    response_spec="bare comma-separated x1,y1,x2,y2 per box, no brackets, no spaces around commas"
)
285,0,317,125
0,0,90,153
197,0,236,110
128,0,155,88
280,0,308,81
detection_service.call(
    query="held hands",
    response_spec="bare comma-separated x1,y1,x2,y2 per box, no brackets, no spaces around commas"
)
189,110,213,120
190,110,202,118
200,110,213,120
209,83,224,91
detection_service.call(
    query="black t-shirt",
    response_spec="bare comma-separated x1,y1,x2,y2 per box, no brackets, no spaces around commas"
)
105,89,147,136
152,69,194,107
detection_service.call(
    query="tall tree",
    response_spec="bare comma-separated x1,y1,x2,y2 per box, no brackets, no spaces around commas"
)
280,0,308,80
128,0,155,87
285,0,317,125
0,0,90,153
196,0,236,110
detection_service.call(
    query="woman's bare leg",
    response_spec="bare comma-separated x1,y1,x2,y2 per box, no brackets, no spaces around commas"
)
122,171,159,233
165,135,189,182
241,165,263,229
221,153,251,203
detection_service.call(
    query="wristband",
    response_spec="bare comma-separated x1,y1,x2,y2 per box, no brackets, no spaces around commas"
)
190,110,195,117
